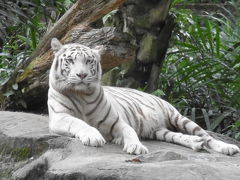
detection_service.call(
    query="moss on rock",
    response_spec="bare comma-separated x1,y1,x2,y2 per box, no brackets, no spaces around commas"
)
13,147,31,161
0,144,31,161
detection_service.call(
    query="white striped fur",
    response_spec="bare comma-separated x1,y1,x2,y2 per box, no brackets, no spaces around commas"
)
48,38,240,155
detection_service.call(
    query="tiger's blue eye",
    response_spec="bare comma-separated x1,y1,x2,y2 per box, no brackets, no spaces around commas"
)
66,58,74,64
86,59,91,64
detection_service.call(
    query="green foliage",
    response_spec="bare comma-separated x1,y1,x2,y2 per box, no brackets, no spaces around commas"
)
231,120,240,139
152,89,166,97
178,0,239,3
13,147,31,161
102,9,118,26
0,0,75,41
155,2,240,139
0,0,75,101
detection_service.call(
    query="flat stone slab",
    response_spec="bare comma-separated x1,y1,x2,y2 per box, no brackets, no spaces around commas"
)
0,111,240,180
0,111,50,138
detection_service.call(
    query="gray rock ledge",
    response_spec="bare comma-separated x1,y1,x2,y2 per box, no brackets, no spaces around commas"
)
0,111,240,180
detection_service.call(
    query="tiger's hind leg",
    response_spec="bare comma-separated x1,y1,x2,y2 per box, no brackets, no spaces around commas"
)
190,123,240,155
168,111,240,155
155,128,204,151
183,120,240,155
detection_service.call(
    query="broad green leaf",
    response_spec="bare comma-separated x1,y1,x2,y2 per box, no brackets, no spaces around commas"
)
3,90,14,98
12,83,18,90
191,107,196,122
205,19,214,54
201,109,211,130
152,89,165,97
210,112,231,130
215,25,220,56
235,121,240,127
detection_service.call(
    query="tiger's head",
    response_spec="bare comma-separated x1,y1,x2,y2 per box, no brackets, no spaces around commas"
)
49,38,102,94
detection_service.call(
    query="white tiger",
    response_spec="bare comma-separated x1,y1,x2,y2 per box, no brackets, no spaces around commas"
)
48,38,240,155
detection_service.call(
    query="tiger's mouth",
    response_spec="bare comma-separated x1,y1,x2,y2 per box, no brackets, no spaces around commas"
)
77,81,86,85
62,77,99,92
67,81,86,86
67,80,93,88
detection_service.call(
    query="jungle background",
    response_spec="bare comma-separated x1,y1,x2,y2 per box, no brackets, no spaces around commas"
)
0,0,239,140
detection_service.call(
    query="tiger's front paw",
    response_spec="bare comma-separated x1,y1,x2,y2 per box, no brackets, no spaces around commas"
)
75,127,106,147
123,142,149,155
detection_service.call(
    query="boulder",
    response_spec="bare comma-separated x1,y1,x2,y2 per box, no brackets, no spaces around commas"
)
0,111,240,180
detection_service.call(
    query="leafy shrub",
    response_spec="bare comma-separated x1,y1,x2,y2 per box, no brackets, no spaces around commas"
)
0,0,76,110
0,0,75,93
155,2,240,139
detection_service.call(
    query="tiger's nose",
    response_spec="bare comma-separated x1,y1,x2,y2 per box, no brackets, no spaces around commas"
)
76,73,88,80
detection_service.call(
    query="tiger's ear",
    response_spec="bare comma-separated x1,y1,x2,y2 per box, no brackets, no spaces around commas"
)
93,45,104,61
51,38,62,52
